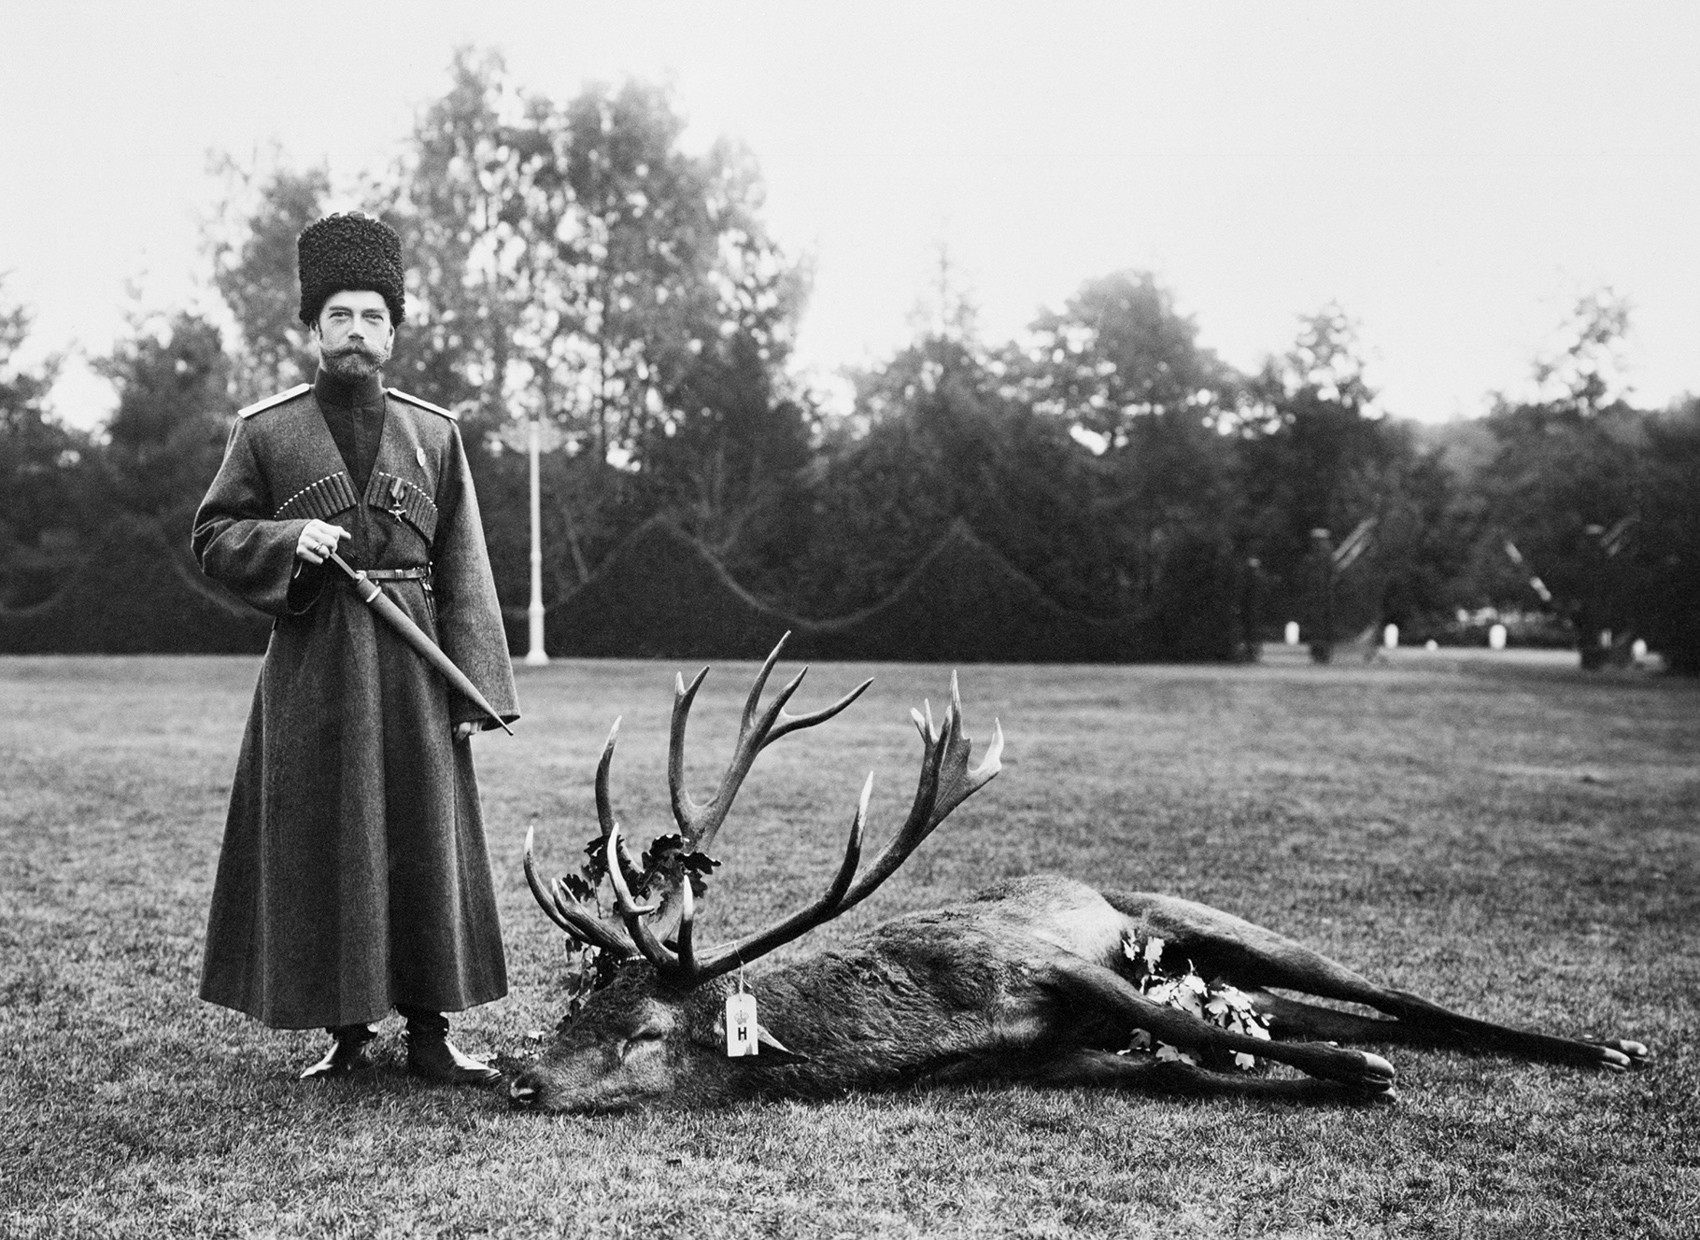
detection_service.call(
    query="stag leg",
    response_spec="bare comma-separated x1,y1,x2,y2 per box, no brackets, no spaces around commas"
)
1106,892,1650,1070
1232,989,1404,1044
1041,954,1397,1097
1025,1049,1388,1104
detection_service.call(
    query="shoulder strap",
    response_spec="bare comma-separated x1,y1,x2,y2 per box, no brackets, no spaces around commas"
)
237,383,313,419
386,387,458,420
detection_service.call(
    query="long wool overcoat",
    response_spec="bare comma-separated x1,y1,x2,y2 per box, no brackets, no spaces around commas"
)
193,379,519,1029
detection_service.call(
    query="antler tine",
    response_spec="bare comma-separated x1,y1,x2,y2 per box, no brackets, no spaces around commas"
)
594,717,623,840
522,823,635,957
762,676,874,751
833,706,953,912
523,823,576,935
674,877,698,979
739,632,792,733
672,636,848,860
603,820,686,980
836,688,1003,913
668,667,710,834
593,715,663,911
664,638,804,854
930,673,1005,820
690,772,872,984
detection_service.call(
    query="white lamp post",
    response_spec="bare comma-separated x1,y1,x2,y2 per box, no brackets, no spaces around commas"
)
523,416,549,666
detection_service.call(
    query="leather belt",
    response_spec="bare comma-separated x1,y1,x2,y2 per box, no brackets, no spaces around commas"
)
363,566,432,581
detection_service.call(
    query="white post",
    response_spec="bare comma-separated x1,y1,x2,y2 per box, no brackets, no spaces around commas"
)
524,416,550,666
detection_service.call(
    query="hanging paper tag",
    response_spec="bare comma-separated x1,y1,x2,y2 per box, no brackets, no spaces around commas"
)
725,991,759,1058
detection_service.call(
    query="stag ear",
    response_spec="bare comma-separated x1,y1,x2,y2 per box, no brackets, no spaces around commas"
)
752,1023,810,1065
703,1009,812,1064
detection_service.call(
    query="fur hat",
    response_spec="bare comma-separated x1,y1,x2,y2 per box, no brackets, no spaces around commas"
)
297,212,407,327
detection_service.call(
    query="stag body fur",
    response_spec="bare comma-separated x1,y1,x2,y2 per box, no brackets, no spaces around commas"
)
511,874,1646,1113
516,877,1122,1112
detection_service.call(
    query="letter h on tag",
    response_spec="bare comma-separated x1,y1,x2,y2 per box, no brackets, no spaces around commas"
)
725,992,759,1058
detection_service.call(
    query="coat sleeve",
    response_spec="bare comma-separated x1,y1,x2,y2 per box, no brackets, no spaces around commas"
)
430,422,520,728
192,417,325,618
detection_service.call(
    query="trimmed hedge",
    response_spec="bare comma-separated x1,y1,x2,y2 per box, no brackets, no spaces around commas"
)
540,517,792,660
540,517,1164,663
0,520,269,654
4,516,1229,663
789,520,1147,663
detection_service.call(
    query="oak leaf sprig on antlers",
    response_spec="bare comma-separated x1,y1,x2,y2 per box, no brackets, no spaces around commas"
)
555,830,722,1016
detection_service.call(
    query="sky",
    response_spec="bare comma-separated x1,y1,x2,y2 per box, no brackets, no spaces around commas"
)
2,1,1696,428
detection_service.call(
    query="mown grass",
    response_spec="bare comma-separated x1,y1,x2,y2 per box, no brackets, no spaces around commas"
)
2,649,1696,1239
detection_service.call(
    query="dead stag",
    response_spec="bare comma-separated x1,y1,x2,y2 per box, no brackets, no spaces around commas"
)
510,641,1649,1112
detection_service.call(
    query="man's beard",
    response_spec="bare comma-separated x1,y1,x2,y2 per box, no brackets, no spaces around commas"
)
320,339,391,381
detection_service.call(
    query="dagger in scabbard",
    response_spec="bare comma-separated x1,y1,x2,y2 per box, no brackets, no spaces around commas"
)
326,551,514,736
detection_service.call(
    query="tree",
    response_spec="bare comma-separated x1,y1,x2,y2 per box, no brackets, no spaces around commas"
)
1636,399,1700,673
0,286,87,607
1008,272,1245,649
762,327,1104,619
208,160,330,405
91,311,233,532
207,51,817,608
1478,293,1645,665
1531,288,1633,417
1235,306,1416,641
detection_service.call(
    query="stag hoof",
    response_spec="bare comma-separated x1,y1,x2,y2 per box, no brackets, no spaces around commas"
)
1360,1050,1396,1081
1596,1038,1652,1070
1362,1083,1400,1106
298,1025,376,1080
406,1034,502,1087
1350,1050,1397,1095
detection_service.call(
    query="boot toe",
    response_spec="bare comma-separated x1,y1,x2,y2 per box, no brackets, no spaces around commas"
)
299,1028,376,1080
407,1036,502,1087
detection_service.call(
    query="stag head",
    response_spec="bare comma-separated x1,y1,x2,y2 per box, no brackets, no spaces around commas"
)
510,637,1002,1112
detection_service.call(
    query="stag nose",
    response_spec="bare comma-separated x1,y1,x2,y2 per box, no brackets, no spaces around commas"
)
508,1076,541,1108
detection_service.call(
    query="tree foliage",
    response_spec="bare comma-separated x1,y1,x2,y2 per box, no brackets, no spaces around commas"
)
209,50,815,603
208,161,331,405
997,272,1247,647
4,53,1696,671
760,332,1103,618
1635,400,1700,672
1476,294,1649,663
91,312,233,531
0,287,86,607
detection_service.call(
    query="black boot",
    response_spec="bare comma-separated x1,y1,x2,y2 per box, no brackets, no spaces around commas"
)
399,1007,501,1087
299,1023,376,1080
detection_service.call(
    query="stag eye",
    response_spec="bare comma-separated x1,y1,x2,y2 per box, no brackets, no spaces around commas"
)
618,1019,669,1060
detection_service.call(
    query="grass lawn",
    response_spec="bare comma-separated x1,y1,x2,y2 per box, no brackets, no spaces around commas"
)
2,648,1696,1238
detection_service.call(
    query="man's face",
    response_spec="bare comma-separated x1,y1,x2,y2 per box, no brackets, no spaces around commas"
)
314,289,394,380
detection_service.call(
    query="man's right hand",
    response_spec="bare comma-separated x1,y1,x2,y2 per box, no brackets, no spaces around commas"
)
296,520,351,565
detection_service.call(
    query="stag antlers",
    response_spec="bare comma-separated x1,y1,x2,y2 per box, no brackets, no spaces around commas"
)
525,635,1004,992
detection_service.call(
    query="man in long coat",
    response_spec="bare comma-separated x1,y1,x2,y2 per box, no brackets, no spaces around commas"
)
194,212,519,1084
